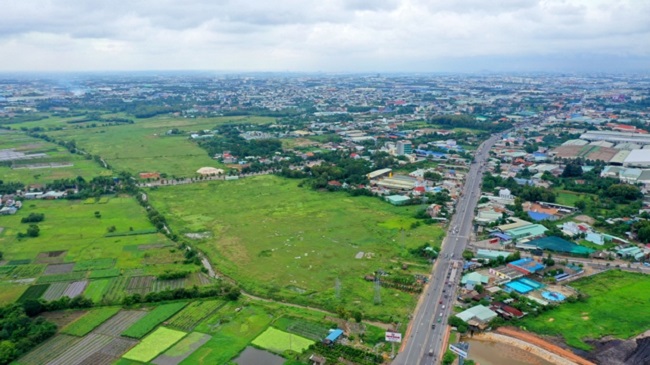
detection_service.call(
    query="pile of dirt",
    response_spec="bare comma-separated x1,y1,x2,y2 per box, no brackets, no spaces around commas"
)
583,336,650,365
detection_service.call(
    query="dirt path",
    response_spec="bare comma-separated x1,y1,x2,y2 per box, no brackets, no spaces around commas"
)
496,327,596,365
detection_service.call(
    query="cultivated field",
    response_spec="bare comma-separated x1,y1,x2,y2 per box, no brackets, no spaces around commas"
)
148,175,444,320
122,302,189,338
122,327,187,363
520,270,650,350
166,300,224,332
61,307,121,336
152,332,211,365
252,327,314,354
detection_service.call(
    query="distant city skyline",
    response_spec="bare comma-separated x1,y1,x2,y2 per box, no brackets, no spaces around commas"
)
2,0,649,73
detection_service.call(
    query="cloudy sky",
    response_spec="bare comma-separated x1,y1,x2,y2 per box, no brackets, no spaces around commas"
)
1,0,649,73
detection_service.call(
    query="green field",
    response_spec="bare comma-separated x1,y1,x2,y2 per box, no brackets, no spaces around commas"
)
123,326,187,362
61,306,121,336
148,175,444,320
252,327,314,354
166,300,224,332
14,115,274,177
0,129,110,184
122,302,189,338
83,279,111,302
520,270,650,350
555,190,592,207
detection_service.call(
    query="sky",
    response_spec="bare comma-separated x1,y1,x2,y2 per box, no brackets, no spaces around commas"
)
1,0,649,73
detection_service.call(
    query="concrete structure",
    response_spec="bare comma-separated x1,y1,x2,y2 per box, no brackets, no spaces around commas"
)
396,140,412,155
196,167,224,175
376,175,418,190
476,249,509,261
496,217,533,232
456,305,498,323
367,168,392,180
581,131,650,145
461,272,489,285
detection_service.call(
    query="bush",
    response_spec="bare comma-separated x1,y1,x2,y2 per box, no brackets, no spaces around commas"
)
21,213,45,223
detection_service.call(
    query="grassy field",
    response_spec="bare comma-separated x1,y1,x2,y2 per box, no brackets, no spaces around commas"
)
61,306,121,336
519,270,650,350
122,302,189,338
83,279,111,302
252,327,314,354
555,190,593,207
123,326,187,363
0,129,110,184
148,175,444,321
10,114,274,177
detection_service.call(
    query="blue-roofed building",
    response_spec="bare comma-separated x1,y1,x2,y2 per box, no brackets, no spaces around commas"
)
527,211,556,222
324,329,344,344
508,258,545,274
490,232,512,242
513,178,534,186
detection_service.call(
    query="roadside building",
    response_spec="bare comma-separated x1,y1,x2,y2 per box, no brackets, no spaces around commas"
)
504,224,548,241
476,249,510,261
455,305,498,323
385,195,411,206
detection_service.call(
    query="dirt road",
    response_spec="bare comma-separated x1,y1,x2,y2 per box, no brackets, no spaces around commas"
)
496,327,596,365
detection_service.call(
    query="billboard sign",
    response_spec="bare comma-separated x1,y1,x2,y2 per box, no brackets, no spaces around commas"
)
449,342,469,358
385,331,402,343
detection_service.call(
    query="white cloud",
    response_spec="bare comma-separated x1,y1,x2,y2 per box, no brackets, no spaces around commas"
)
0,0,648,72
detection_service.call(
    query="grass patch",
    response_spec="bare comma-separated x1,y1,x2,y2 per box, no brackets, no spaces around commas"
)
122,327,187,363
252,327,314,354
36,271,87,284
519,270,650,350
61,306,121,336
105,228,159,237
148,175,443,321
122,302,189,338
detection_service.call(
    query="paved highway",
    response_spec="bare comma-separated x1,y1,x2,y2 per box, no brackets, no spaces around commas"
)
393,134,500,365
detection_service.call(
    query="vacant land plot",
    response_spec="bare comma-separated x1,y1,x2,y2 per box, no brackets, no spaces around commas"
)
34,250,67,264
152,332,211,365
252,327,314,354
149,175,443,319
123,327,187,363
89,268,121,279
520,270,650,350
122,302,189,339
62,307,121,337
273,316,330,341
166,300,224,332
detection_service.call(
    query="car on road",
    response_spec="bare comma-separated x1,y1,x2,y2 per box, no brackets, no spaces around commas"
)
431,323,436,329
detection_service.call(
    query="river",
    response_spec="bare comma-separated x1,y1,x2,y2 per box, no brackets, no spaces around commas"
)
465,338,556,365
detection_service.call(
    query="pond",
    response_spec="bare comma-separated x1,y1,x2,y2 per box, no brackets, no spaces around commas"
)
234,346,286,365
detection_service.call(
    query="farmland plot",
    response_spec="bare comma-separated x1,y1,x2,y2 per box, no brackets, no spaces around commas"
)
153,278,186,292
74,258,115,271
252,327,314,354
122,327,187,363
42,282,69,301
37,271,87,284
166,300,224,332
84,279,111,302
77,337,138,365
17,284,50,302
126,275,155,296
93,310,148,337
122,302,188,338
34,250,67,264
62,307,121,336
152,332,211,365
89,268,121,279
16,334,81,365
0,264,46,279
104,276,129,302
47,333,114,365
63,280,88,298
44,263,75,275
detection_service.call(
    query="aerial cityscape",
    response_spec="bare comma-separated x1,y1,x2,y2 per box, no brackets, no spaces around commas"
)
0,1,649,365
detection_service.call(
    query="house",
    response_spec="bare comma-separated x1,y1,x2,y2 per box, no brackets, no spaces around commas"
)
456,305,498,323
309,354,327,365
426,204,442,217
323,329,344,345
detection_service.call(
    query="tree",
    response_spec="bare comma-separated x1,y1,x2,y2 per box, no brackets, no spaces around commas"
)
474,284,484,294
561,162,583,178
574,200,586,210
442,350,456,365
462,250,474,260
353,311,363,323
26,224,40,237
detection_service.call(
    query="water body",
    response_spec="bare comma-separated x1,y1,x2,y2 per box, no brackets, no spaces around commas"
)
465,338,555,365
234,346,285,365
